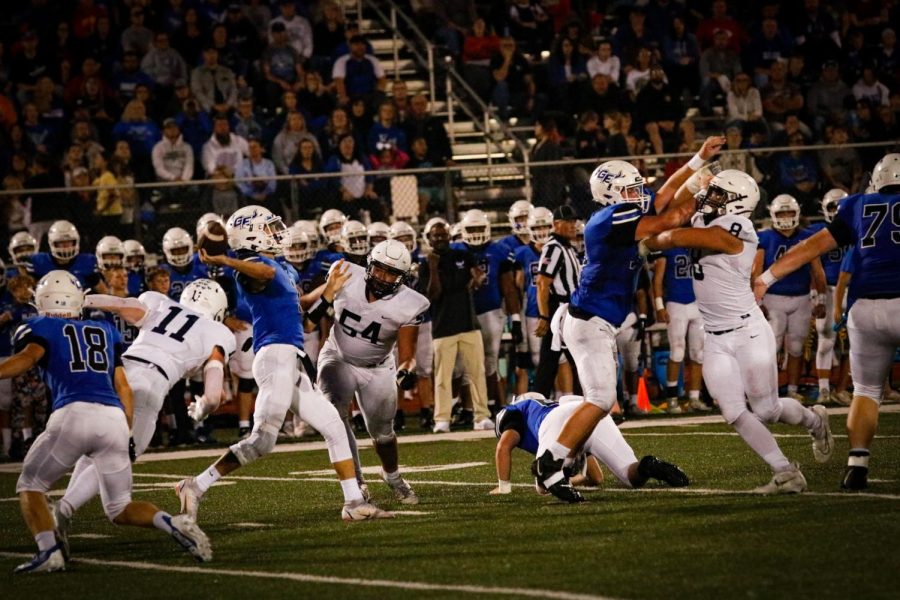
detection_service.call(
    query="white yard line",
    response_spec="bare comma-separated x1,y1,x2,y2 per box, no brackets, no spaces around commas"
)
0,552,615,600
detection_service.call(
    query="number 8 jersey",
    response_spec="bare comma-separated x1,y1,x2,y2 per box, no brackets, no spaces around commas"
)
123,291,236,381
324,262,430,367
689,213,763,332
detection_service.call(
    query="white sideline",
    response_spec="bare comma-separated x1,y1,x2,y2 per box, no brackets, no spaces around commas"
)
0,552,615,600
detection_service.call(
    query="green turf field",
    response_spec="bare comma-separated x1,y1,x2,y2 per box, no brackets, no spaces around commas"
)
2,410,899,599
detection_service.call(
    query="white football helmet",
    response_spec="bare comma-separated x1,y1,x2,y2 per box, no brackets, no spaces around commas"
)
226,205,291,253
319,209,347,244
366,239,411,298
450,223,463,242
180,278,228,322
460,209,491,246
284,225,312,263
95,235,126,270
34,270,84,317
8,231,37,265
769,194,801,230
508,200,534,236
293,220,321,254
821,188,848,223
341,220,370,256
367,221,391,248
589,160,649,211
389,221,417,252
123,239,146,271
162,227,194,267
195,212,225,238
528,207,553,244
698,169,761,221
870,153,900,192
47,220,80,260
573,220,585,254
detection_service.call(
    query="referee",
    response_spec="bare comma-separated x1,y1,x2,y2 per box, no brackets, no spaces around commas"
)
534,205,582,396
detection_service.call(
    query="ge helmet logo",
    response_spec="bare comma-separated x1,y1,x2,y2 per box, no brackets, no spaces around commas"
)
232,210,260,229
594,168,620,185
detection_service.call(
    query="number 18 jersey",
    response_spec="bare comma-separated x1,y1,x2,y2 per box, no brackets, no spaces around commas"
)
690,213,763,332
323,262,430,367
123,291,236,381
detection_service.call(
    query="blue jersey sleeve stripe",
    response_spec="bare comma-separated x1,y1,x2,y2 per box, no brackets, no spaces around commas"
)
612,212,641,224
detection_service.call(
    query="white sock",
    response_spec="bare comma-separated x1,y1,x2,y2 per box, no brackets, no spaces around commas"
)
549,441,571,462
818,378,830,392
732,412,791,472
194,466,221,493
1,428,11,454
383,468,401,482
787,384,798,395
778,397,818,429
340,478,364,503
152,511,174,533
239,420,250,428
22,427,33,440
688,390,700,400
35,530,56,552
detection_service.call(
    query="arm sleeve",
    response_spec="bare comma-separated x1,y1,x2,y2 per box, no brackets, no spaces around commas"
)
13,324,48,355
202,359,225,402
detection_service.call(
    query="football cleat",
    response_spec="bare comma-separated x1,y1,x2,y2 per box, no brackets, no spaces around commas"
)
666,400,682,415
166,514,212,562
383,473,419,505
841,466,868,490
419,407,434,430
637,455,690,487
238,426,251,439
50,502,71,562
810,405,834,463
787,391,806,403
175,477,205,521
359,482,371,502
13,545,65,574
688,397,712,412
531,451,585,503
834,391,853,406
753,464,807,495
341,499,395,521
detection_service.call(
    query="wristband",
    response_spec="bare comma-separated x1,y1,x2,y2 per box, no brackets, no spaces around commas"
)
655,297,665,311
759,269,778,287
497,480,511,493
687,152,705,171
511,313,521,323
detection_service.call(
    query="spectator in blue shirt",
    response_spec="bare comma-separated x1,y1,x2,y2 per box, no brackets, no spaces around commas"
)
367,100,407,154
112,99,161,181
112,51,155,106
777,131,820,213
235,137,278,212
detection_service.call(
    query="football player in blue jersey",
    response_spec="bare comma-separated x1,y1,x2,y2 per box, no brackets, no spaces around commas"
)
752,194,827,402
1,271,211,573
161,227,209,300
89,267,140,348
1,275,40,451
123,239,147,297
805,189,849,403
830,248,857,406
532,135,725,502
492,393,688,495
316,209,348,269
499,200,534,254
28,221,101,290
339,219,370,267
368,221,391,248
176,205,392,521
7,231,37,276
755,154,900,489
652,246,708,413
513,207,552,394
454,209,522,418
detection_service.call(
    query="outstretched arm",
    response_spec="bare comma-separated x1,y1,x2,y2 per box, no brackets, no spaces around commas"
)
754,229,838,300
654,136,725,213
0,344,44,380
200,248,276,282
84,295,148,325
643,225,742,255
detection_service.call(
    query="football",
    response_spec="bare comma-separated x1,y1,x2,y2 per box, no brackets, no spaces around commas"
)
198,220,229,256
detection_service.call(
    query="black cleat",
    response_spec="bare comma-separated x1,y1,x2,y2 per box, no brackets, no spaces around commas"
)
841,466,868,490
394,409,406,432
419,407,434,430
531,451,585,503
453,408,474,427
238,426,251,439
352,413,366,433
638,455,690,487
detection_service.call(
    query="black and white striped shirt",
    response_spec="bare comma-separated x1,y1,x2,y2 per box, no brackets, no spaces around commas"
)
538,233,582,302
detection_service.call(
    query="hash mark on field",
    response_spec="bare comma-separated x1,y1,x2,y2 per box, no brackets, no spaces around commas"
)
233,522,273,529
69,533,112,539
0,552,616,600
391,510,434,516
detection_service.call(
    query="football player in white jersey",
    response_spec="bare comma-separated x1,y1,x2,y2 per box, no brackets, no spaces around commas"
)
315,240,430,503
53,279,237,545
642,170,834,494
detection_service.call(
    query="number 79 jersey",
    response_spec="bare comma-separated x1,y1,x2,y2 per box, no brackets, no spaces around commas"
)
123,291,236,381
689,213,763,332
323,262,430,367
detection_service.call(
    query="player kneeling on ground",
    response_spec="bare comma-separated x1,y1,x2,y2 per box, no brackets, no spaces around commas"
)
492,393,689,495
1,271,210,574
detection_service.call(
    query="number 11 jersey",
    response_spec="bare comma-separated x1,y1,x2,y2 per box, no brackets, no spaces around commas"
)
123,291,236,381
689,213,763,333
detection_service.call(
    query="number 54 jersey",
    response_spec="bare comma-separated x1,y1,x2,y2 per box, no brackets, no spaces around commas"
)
123,291,236,381
689,213,764,332
323,262,430,367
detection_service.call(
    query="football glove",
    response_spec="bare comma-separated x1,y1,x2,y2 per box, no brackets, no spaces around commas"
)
128,437,137,463
396,369,418,390
510,319,524,345
188,395,214,423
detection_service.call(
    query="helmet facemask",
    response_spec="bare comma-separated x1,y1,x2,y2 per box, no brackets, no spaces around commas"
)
365,260,405,299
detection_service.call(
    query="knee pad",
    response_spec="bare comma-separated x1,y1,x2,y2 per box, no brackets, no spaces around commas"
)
319,415,352,463
237,377,256,393
786,334,805,357
752,400,783,424
229,422,279,466
668,337,686,363
854,383,884,405
373,431,397,446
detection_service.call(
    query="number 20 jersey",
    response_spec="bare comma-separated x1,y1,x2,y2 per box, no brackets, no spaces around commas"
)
123,291,236,381
323,262,430,367
689,213,763,332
